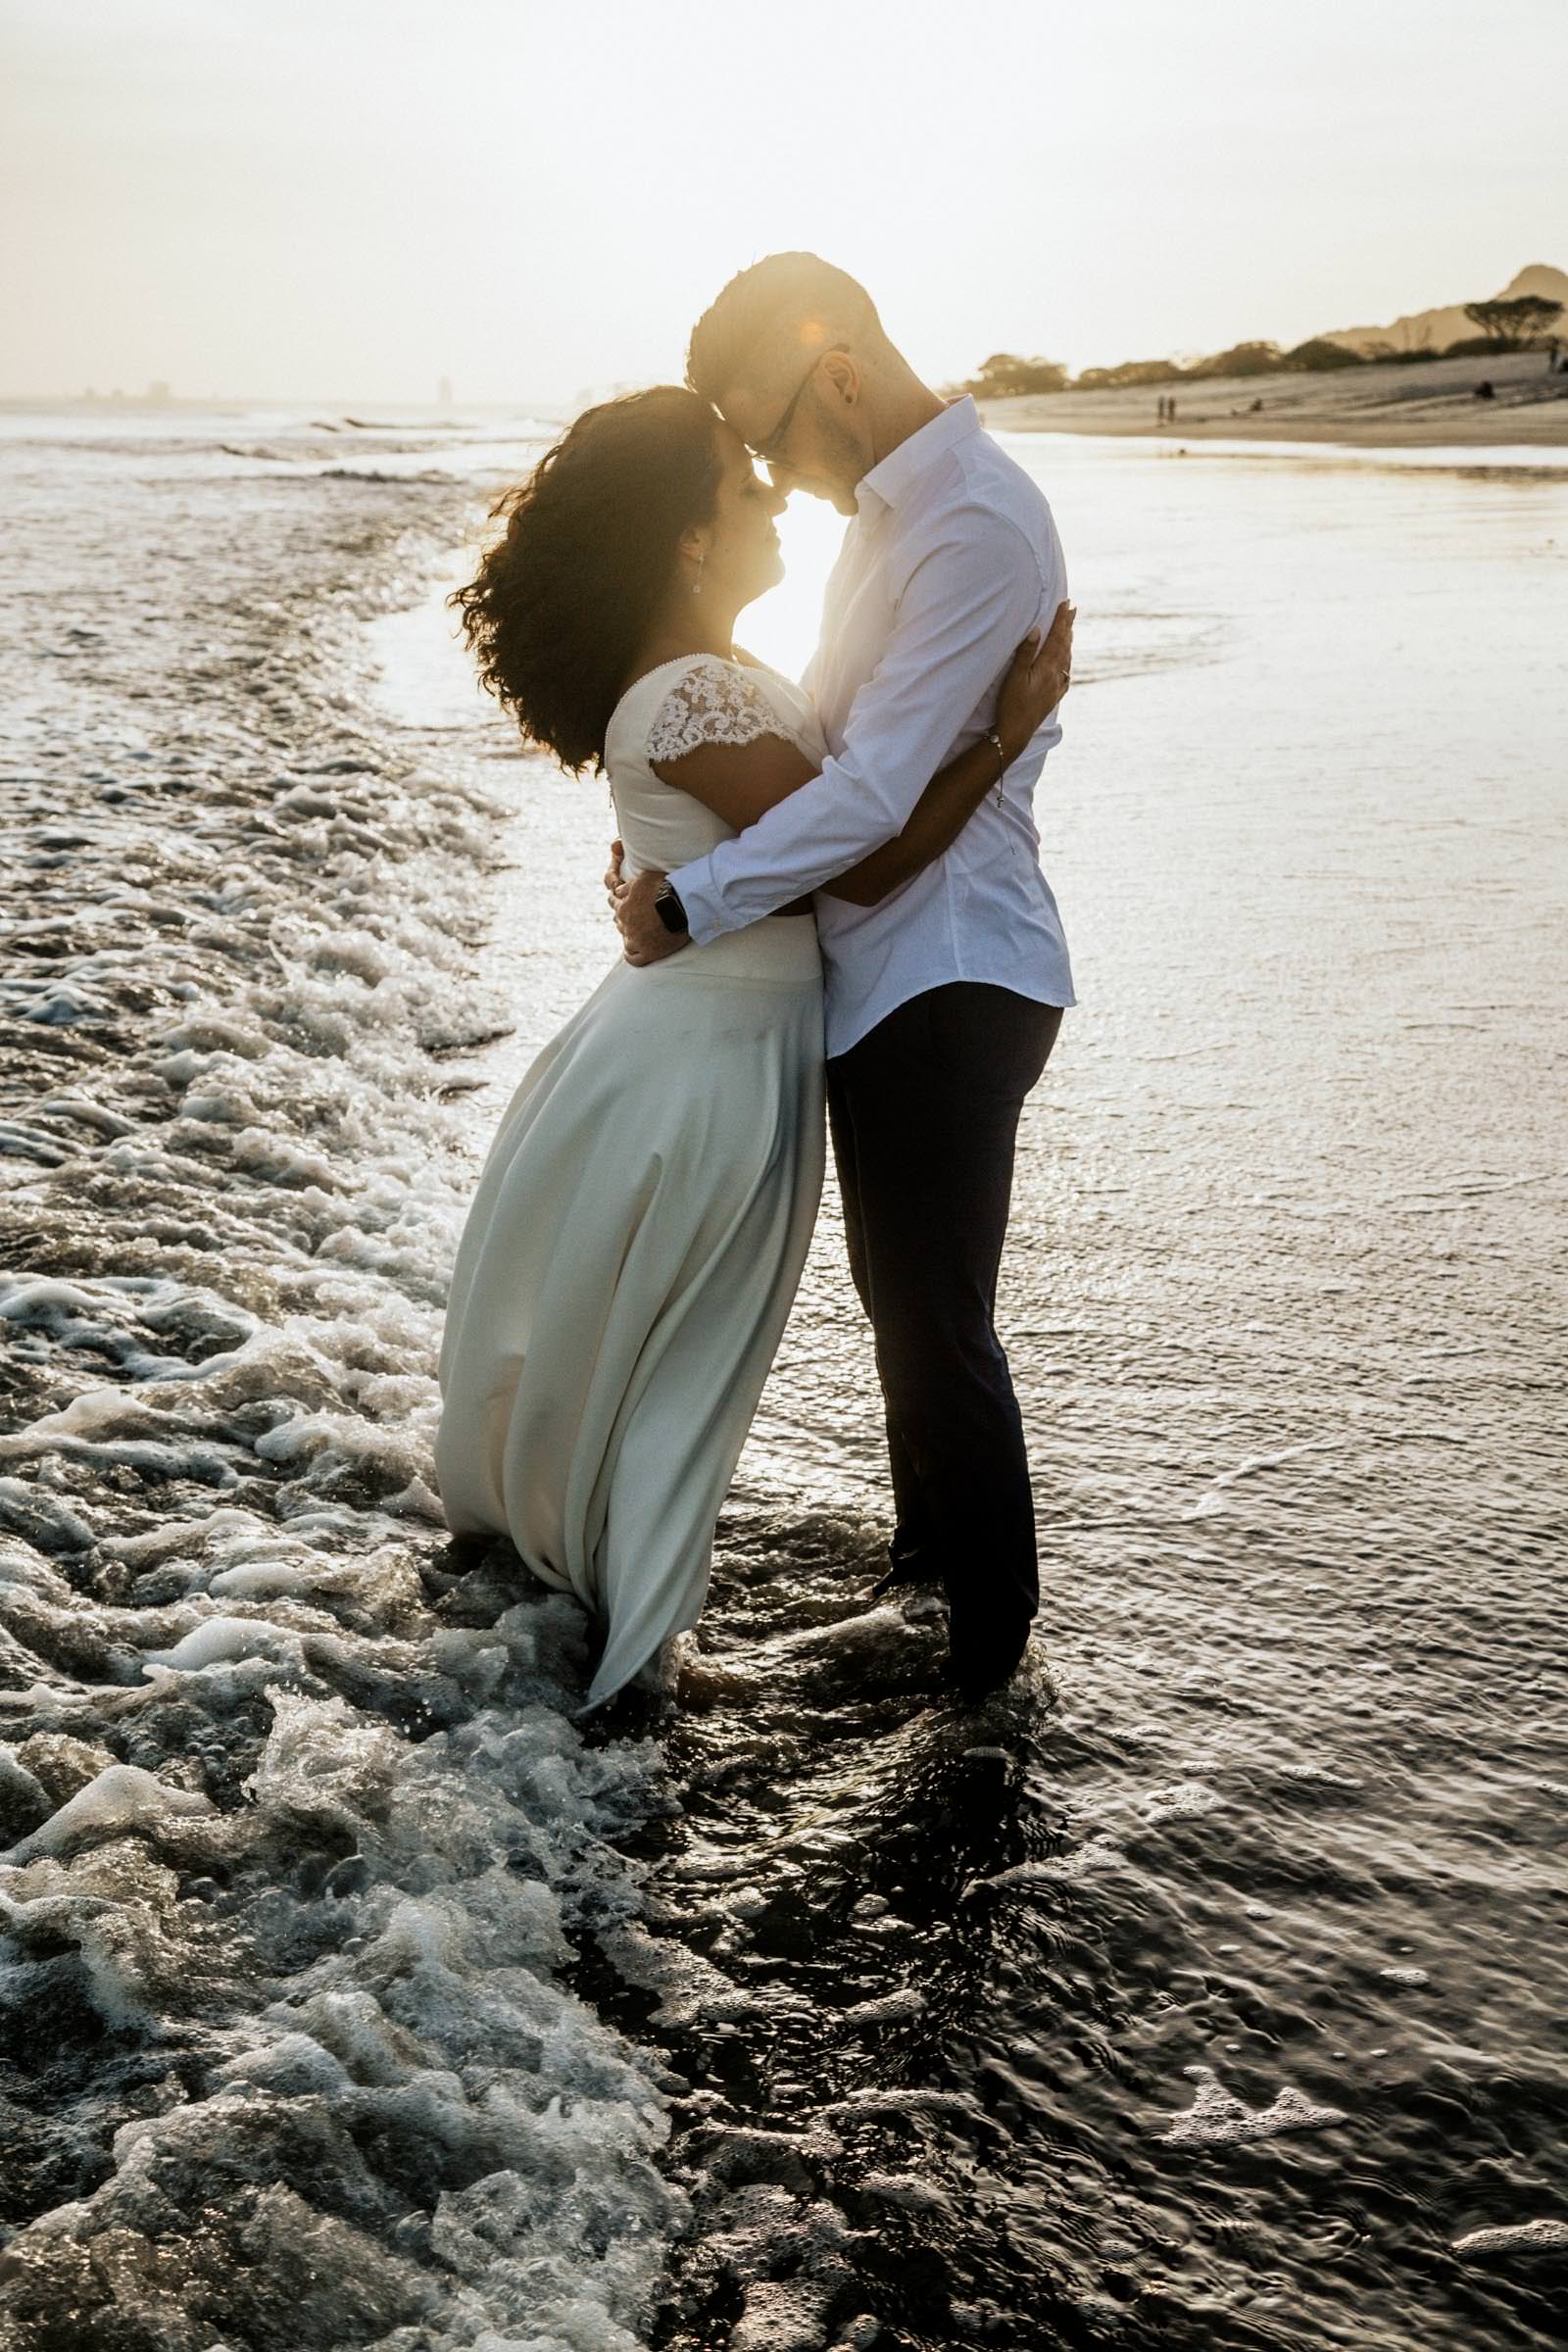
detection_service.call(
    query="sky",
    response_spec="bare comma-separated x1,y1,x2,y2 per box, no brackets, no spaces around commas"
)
2,0,1565,407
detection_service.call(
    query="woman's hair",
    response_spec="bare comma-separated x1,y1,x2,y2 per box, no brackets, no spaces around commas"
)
449,385,724,773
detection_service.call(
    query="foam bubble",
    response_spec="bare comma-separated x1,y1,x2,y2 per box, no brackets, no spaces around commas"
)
4,1761,216,1862
1157,2066,1348,2148
1453,2218,1568,2257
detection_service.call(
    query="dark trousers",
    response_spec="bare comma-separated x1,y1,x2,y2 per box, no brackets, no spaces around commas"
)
824,982,1062,1628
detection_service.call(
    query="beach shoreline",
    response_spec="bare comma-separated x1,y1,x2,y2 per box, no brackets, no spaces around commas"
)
978,345,1568,451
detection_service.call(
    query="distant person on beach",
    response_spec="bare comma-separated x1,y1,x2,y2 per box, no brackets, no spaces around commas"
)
1474,379,1495,401
435,259,1073,1712
609,252,1076,1702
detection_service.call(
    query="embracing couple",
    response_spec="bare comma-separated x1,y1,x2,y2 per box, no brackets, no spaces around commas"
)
434,253,1076,1714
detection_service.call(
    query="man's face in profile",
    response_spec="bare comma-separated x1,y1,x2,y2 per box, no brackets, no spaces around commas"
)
716,356,867,518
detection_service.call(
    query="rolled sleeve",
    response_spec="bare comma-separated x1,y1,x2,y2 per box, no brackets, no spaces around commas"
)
667,508,1046,941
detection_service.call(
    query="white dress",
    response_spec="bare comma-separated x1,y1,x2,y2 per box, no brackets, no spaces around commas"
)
434,655,827,1710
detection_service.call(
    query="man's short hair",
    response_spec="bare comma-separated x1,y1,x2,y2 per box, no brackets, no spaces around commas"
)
686,253,885,409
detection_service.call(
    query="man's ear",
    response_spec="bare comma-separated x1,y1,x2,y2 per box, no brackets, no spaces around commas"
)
820,350,860,409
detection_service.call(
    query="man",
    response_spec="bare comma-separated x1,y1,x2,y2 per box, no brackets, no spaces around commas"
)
615,253,1076,1699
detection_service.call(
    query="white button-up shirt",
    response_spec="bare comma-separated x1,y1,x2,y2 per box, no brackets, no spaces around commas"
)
666,395,1077,1058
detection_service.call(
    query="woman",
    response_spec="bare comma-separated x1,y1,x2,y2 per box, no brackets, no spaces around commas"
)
434,387,1071,1712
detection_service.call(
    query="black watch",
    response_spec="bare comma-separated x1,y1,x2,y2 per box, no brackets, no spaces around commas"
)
654,879,689,936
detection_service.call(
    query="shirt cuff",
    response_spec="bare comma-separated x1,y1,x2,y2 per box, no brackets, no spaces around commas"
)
663,856,726,946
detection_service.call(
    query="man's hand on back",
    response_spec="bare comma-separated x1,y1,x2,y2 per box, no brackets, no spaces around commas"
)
604,838,684,964
612,863,689,966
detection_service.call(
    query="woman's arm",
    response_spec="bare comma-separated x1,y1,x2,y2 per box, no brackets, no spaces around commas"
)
648,605,1073,906
824,608,1073,905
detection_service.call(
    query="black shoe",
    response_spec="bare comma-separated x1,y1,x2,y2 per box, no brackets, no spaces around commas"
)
942,1610,1034,1700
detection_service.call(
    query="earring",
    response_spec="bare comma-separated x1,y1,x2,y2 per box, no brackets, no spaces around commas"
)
692,551,705,599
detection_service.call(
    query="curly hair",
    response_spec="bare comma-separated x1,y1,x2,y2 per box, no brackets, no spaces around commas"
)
449,386,724,774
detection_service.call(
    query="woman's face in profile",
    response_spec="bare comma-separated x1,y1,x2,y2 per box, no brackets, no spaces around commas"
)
703,426,787,611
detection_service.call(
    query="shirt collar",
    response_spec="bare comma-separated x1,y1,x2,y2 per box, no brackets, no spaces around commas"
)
856,394,980,516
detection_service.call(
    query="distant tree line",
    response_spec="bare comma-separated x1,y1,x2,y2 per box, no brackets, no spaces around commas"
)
1459,296,1563,347
957,294,1563,400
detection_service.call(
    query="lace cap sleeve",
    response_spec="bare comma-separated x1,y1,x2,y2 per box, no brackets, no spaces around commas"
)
645,658,782,765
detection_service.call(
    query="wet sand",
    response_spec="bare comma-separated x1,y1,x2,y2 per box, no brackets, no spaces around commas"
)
980,346,1568,450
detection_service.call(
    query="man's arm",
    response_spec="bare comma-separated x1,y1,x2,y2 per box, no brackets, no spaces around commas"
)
608,613,1074,958
666,508,1050,944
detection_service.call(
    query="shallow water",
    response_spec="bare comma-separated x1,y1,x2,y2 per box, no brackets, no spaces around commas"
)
1,409,1565,2351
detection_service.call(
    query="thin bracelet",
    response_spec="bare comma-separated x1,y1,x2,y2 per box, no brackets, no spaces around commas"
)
984,727,1007,801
